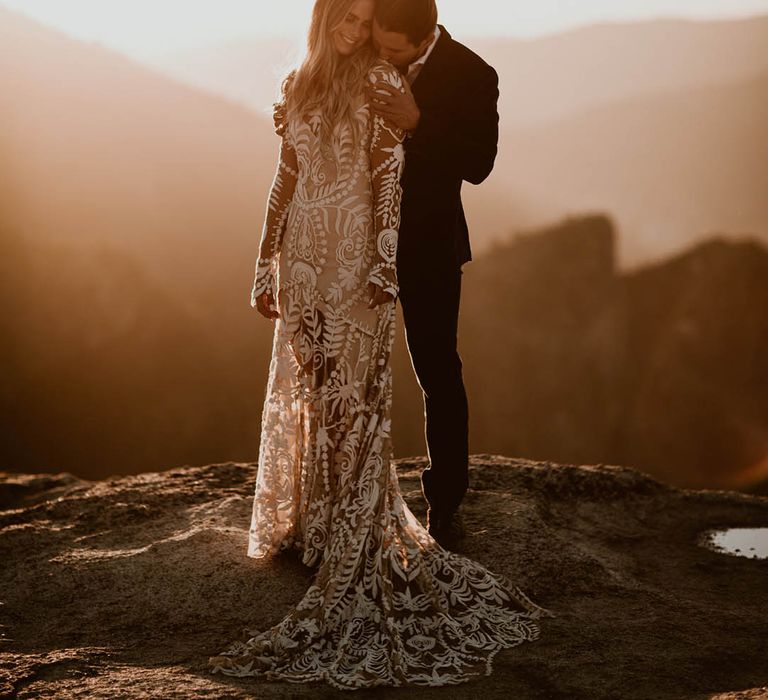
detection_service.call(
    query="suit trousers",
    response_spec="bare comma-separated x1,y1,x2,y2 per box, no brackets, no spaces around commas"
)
396,262,469,517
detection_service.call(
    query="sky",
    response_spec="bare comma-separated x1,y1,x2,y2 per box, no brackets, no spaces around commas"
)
3,0,768,58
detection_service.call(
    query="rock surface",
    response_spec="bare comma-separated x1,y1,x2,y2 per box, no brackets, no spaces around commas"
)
1,456,767,699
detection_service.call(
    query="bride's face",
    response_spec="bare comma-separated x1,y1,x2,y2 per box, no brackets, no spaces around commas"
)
331,0,374,57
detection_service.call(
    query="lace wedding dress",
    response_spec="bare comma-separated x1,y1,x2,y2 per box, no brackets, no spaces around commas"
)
207,60,554,690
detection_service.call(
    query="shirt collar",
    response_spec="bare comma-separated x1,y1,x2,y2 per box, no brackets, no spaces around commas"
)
408,24,441,73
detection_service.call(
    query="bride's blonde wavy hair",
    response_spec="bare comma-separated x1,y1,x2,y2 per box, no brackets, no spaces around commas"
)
277,0,377,149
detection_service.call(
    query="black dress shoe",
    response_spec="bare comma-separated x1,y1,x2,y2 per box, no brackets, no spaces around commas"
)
427,509,466,549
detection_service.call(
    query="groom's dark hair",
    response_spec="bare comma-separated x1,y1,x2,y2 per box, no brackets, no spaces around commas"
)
375,0,438,46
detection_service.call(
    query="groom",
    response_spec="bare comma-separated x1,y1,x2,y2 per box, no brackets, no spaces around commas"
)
368,0,500,548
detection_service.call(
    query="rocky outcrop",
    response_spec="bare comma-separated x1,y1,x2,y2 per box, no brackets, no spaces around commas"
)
1,456,767,699
458,216,768,489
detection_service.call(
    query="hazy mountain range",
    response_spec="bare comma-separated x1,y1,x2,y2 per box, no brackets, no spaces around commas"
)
150,16,768,126
3,7,767,268
1,5,276,298
2,6,767,489
148,15,768,265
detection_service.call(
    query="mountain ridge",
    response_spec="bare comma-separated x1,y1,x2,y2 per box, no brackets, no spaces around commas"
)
150,14,768,126
481,68,768,264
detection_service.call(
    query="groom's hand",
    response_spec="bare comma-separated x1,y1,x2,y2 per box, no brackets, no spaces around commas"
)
367,78,420,132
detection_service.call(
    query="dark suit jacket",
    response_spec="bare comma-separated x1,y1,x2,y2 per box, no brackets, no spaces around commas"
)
397,25,499,273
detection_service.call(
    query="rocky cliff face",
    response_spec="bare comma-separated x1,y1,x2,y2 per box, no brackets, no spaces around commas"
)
459,216,768,489
1,456,766,699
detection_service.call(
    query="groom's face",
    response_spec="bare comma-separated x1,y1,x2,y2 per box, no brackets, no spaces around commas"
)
372,19,432,69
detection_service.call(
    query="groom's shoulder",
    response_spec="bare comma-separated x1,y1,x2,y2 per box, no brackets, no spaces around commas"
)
439,26,497,79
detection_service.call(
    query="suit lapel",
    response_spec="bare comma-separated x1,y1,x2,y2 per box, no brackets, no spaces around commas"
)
411,25,452,104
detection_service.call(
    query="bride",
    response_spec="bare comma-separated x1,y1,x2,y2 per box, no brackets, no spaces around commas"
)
207,0,554,689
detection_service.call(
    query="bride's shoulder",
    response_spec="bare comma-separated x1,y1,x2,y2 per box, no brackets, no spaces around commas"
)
366,59,404,91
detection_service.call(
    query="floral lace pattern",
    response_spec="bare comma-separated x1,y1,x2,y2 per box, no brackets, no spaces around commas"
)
207,60,554,690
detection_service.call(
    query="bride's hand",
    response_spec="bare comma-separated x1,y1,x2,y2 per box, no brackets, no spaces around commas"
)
367,282,395,309
255,290,280,320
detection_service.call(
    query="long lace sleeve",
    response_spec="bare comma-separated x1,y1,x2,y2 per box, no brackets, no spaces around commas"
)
366,63,406,299
250,131,299,307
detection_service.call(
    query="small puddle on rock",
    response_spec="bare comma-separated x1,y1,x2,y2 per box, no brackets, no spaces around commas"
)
698,527,768,560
